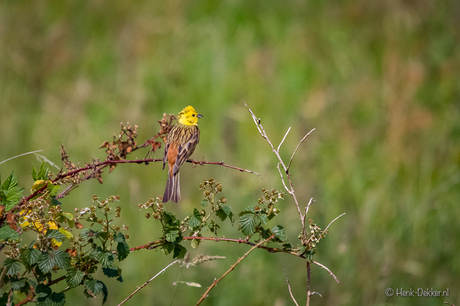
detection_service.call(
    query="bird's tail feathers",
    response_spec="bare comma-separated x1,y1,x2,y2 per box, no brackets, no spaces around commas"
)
163,172,181,203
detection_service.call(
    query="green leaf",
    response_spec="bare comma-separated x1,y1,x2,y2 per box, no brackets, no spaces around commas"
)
164,227,181,242
0,172,24,211
0,225,20,241
271,225,288,242
84,279,108,304
36,284,66,306
162,242,174,255
51,196,61,206
91,247,114,268
216,208,227,221
117,241,130,261
188,208,201,230
47,182,60,197
201,199,208,207
222,205,234,223
38,250,71,273
45,229,66,242
21,247,41,267
102,267,119,278
162,211,177,226
114,232,130,261
66,267,85,288
4,258,22,275
36,284,52,298
258,213,268,225
32,163,49,181
239,211,258,236
113,232,125,243
11,278,27,291
173,244,187,259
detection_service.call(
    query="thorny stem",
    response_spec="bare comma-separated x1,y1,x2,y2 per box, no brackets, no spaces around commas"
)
7,158,259,215
118,260,180,306
306,261,311,306
244,103,305,227
195,234,275,306
284,269,300,306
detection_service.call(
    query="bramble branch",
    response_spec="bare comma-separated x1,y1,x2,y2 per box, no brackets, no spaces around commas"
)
195,234,275,306
130,236,301,257
7,158,259,215
118,260,180,306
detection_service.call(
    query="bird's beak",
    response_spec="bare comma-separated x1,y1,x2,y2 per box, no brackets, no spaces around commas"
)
197,114,203,118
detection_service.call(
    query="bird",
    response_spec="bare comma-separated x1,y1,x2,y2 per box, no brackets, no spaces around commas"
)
162,105,203,203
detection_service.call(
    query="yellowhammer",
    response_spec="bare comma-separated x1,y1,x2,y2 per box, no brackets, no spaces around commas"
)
162,106,203,203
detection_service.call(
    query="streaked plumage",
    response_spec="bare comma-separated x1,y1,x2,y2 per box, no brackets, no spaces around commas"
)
162,106,202,203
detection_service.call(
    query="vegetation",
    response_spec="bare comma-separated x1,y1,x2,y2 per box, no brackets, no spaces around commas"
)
1,1,459,305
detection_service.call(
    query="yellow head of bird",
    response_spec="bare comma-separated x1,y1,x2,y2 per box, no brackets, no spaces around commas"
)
177,106,203,126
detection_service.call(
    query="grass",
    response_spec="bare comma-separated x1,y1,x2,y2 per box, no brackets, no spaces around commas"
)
1,1,459,305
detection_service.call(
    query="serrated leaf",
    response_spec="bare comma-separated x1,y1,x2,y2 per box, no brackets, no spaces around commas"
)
37,290,66,306
216,209,227,221
80,228,96,240
84,279,108,304
21,247,41,267
4,258,22,275
10,277,27,291
113,232,125,243
164,228,181,242
38,250,71,273
66,267,85,288
162,242,174,255
1,172,24,211
47,182,60,196
0,224,20,241
222,205,234,223
36,284,52,298
45,229,66,242
117,242,129,262
239,212,258,236
188,208,201,229
91,248,114,268
32,163,49,181
271,225,287,242
51,196,61,206
96,231,109,241
173,244,187,259
162,211,177,226
258,213,268,225
102,267,119,278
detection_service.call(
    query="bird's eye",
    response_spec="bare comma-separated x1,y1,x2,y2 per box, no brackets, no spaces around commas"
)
192,114,195,117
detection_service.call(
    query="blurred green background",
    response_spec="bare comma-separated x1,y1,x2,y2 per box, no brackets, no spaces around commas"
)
1,1,459,305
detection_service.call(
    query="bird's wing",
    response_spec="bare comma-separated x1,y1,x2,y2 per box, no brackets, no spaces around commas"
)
172,132,199,175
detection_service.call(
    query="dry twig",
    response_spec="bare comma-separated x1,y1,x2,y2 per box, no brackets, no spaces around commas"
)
195,235,275,305
118,260,180,306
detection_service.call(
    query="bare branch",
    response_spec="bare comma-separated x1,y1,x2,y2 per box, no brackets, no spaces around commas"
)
0,150,44,165
195,235,275,305
277,162,291,194
322,213,346,235
188,158,261,178
284,269,300,306
312,261,341,283
278,127,291,153
302,198,315,237
118,260,180,306
287,128,315,171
